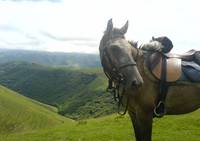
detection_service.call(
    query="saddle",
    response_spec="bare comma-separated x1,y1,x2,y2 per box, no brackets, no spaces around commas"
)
165,49,197,61
148,50,200,82
149,52,182,82
148,50,200,117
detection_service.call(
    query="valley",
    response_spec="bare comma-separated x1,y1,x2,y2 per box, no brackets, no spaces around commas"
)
0,49,200,141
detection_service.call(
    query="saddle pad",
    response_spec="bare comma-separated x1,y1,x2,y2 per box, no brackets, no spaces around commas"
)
182,62,200,82
151,57,182,82
195,51,200,65
182,61,200,71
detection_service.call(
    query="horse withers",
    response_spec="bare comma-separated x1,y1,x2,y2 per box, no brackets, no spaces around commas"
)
99,19,200,141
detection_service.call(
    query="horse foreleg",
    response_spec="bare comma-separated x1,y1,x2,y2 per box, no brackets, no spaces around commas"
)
129,110,153,141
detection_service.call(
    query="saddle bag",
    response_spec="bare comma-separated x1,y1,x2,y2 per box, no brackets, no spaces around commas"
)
152,36,173,53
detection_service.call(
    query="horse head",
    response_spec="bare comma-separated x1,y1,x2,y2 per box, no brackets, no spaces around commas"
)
99,19,143,91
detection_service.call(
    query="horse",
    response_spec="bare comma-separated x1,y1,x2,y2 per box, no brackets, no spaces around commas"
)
99,19,200,141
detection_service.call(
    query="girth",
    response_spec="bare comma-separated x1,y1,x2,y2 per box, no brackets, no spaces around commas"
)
154,55,169,117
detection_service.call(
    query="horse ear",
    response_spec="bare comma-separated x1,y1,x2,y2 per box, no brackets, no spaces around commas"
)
106,18,113,34
120,20,129,34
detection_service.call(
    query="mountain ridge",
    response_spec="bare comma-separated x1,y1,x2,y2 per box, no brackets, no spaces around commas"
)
0,48,101,68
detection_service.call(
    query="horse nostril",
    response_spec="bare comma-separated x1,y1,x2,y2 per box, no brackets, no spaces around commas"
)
131,80,137,86
131,80,142,87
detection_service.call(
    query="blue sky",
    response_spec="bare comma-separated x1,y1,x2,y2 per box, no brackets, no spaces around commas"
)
0,0,199,53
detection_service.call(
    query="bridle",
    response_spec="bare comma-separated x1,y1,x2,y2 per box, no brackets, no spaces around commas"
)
102,46,137,83
101,39,139,115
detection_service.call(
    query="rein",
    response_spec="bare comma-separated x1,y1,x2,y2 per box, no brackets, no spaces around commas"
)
101,42,139,115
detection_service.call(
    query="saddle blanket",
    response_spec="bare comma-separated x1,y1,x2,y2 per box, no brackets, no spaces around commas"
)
195,51,200,65
182,61,200,82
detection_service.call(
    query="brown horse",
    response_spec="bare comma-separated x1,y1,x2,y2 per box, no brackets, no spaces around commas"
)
99,19,200,141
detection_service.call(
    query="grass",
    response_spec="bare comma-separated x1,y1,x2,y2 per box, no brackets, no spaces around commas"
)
0,85,73,135
0,115,133,141
1,110,200,141
0,80,200,141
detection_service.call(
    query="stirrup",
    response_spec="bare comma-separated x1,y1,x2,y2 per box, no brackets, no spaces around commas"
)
154,101,166,118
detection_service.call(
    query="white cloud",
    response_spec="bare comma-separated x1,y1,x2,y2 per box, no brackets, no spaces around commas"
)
0,0,199,53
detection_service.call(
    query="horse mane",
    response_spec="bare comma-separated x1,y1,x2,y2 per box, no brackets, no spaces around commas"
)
128,40,138,48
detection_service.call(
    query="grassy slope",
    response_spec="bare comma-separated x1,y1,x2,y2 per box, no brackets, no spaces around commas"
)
0,85,73,135
0,62,116,119
0,82,199,140
1,110,200,141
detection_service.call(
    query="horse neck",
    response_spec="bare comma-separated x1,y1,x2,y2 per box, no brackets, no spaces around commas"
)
127,50,158,112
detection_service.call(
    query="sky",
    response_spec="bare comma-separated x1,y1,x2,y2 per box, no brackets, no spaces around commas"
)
0,0,199,54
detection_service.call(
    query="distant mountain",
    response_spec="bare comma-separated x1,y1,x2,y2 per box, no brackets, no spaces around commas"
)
0,48,101,68
0,62,116,119
0,85,72,135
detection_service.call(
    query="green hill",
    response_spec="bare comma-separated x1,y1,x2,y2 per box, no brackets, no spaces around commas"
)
0,79,199,141
0,62,116,119
1,111,200,141
0,85,73,135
